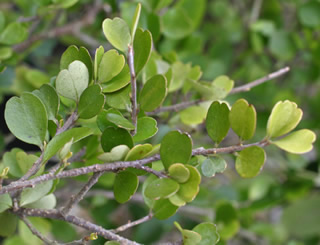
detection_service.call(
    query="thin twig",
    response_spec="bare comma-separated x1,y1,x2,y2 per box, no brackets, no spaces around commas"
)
230,66,290,94
18,152,44,182
16,208,141,245
135,165,168,178
127,45,138,135
147,99,203,115
0,140,269,195
61,172,103,216
20,215,57,244
56,111,79,135
112,213,153,233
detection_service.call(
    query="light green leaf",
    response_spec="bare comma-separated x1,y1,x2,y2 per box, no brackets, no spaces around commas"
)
32,84,59,121
0,211,18,237
180,106,207,126
0,22,28,45
44,127,92,162
20,180,53,207
78,84,105,119
101,127,133,152
131,3,141,39
102,18,131,52
106,84,131,110
160,130,192,169
5,92,47,147
53,0,78,8
272,129,316,154
0,194,12,213
98,49,125,83
106,112,135,130
114,171,138,203
298,2,320,28
193,222,220,245
125,144,153,161
25,194,56,209
133,117,158,142
134,28,152,75
60,45,93,81
176,165,201,202
153,199,179,220
102,65,131,93
267,100,303,138
169,194,186,206
229,99,256,141
56,60,89,102
140,74,167,112
0,47,12,60
16,152,41,177
235,146,266,178
201,156,227,177
94,46,104,81
211,75,234,99
145,178,180,200
175,222,202,245
168,163,190,183
98,145,130,162
206,101,230,145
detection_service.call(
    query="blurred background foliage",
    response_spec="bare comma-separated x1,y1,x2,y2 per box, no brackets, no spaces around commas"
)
0,0,319,244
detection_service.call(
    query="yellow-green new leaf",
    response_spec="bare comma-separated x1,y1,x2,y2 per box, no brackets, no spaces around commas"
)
56,60,89,102
169,163,190,183
235,146,266,178
272,129,316,154
229,99,256,141
267,100,303,138
102,18,131,52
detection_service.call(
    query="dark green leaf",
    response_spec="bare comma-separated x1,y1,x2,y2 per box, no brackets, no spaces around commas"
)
0,211,18,237
298,2,320,27
114,171,138,203
215,201,239,240
134,28,152,75
101,127,133,152
153,199,179,220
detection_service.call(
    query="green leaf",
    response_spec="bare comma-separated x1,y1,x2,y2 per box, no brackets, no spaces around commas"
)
134,28,152,75
169,194,186,207
145,178,180,200
175,222,202,245
272,129,316,154
114,171,139,203
0,46,12,60
0,194,12,213
106,84,131,110
131,3,141,39
60,45,93,82
44,127,92,162
160,130,192,169
153,199,179,220
20,180,53,207
98,49,125,83
269,30,295,61
229,99,256,141
102,65,131,93
78,84,105,119
133,117,158,142
56,60,89,102
18,217,51,245
125,144,153,161
201,156,227,177
0,11,5,32
298,2,320,28
53,0,78,8
215,201,239,240
96,109,121,132
206,101,230,145
140,74,167,112
193,222,220,245
32,84,59,121
235,146,266,178
176,165,201,202
25,194,56,209
211,75,234,99
105,242,120,245
0,22,28,45
0,211,18,237
168,163,190,183
180,106,207,126
102,18,131,52
94,46,104,81
106,112,135,130
98,145,130,162
16,152,42,177
267,100,303,138
5,92,47,147
101,127,133,152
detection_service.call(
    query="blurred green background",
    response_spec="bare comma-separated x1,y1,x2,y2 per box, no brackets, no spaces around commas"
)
0,0,319,244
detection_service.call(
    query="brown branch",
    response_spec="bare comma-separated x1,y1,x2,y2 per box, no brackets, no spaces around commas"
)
150,67,290,114
61,172,103,216
127,45,138,135
20,215,57,244
16,208,141,245
0,140,269,195
112,213,153,233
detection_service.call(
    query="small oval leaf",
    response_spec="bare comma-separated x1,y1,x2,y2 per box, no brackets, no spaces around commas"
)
145,178,180,200
114,171,139,203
